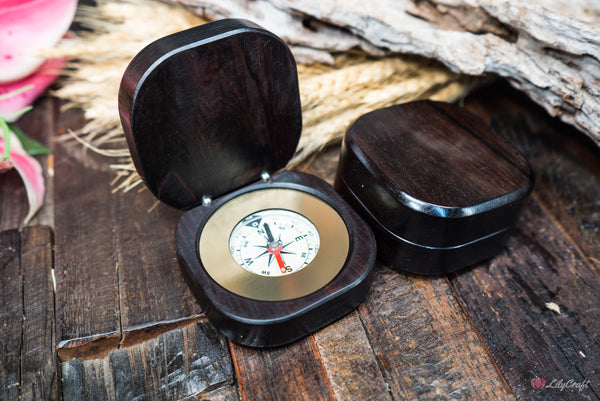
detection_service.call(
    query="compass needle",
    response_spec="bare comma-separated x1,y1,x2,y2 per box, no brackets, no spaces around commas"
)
229,209,320,277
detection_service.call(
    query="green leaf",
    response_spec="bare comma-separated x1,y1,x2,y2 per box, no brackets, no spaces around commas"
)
1,119,11,160
9,125,52,156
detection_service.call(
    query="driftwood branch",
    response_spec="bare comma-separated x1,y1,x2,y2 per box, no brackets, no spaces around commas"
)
178,0,600,147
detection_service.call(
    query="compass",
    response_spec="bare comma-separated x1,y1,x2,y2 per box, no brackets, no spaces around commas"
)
228,209,320,277
118,19,376,347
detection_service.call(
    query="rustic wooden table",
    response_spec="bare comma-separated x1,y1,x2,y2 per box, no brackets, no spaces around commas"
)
1,82,599,401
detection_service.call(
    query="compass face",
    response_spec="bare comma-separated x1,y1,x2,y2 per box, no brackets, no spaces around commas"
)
229,209,320,276
197,187,350,301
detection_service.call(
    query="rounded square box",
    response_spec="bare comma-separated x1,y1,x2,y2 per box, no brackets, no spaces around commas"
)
335,101,534,275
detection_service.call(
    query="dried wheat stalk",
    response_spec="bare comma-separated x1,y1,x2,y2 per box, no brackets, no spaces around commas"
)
49,0,474,192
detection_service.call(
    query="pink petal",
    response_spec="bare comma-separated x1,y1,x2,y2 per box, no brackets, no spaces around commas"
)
0,58,66,121
0,159,13,172
0,0,77,83
0,130,45,224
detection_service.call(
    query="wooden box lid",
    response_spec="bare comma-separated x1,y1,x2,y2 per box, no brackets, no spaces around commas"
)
335,101,534,272
118,19,302,209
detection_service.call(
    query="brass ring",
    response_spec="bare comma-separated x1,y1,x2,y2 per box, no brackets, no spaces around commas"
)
198,187,350,301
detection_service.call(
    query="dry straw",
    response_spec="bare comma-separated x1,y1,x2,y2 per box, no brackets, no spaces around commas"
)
49,0,474,192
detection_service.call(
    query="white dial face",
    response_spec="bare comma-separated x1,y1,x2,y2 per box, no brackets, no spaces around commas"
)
229,209,320,277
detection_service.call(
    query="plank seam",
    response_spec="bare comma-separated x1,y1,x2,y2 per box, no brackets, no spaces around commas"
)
223,340,242,401
18,230,24,400
49,228,60,401
309,334,337,401
116,260,124,350
114,198,124,350
444,274,516,399
532,192,600,279
355,301,395,401
227,340,246,401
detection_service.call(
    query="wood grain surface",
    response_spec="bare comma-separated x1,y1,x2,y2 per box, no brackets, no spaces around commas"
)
1,80,600,400
358,266,512,400
53,126,203,360
313,311,392,401
53,131,123,360
61,319,232,401
341,101,532,209
0,227,56,401
230,336,335,401
1,229,24,401
335,100,533,274
119,19,301,209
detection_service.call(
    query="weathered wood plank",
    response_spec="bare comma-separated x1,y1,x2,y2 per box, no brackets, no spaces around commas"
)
442,85,600,400
358,266,514,400
53,133,122,360
467,84,600,277
15,97,57,228
53,103,206,358
0,227,57,400
114,188,203,347
61,319,234,401
0,229,22,401
313,311,392,401
183,385,239,401
20,226,57,400
450,201,600,400
302,134,512,400
230,337,335,401
0,170,28,230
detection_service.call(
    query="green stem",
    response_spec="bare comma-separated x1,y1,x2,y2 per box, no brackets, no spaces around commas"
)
1,119,11,161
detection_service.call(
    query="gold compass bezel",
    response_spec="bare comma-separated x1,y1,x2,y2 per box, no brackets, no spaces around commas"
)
198,187,350,301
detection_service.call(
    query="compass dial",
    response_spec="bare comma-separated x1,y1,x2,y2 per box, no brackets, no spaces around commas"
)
229,209,320,276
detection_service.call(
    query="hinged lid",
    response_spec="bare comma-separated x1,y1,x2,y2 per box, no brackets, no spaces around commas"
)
118,19,302,209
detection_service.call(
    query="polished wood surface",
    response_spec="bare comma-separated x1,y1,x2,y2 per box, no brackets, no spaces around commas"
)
119,19,302,209
176,170,376,347
335,101,534,274
1,81,600,400
341,101,532,208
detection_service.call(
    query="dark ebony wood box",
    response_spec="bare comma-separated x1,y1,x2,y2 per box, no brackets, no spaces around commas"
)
118,19,376,347
335,101,534,275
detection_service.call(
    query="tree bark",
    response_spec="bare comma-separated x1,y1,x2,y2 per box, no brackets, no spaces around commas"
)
179,0,600,147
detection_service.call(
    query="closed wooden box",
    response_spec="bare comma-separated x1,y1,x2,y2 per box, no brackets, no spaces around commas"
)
334,101,534,275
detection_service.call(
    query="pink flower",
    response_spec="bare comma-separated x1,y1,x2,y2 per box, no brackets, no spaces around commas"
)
0,119,45,224
0,0,77,224
0,58,66,121
0,0,77,117
0,0,77,82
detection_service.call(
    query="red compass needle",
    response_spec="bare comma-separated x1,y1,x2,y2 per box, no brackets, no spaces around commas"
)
268,244,287,273
263,222,288,273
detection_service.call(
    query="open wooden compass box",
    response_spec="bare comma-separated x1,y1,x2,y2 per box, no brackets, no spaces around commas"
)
334,101,534,275
118,19,376,348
